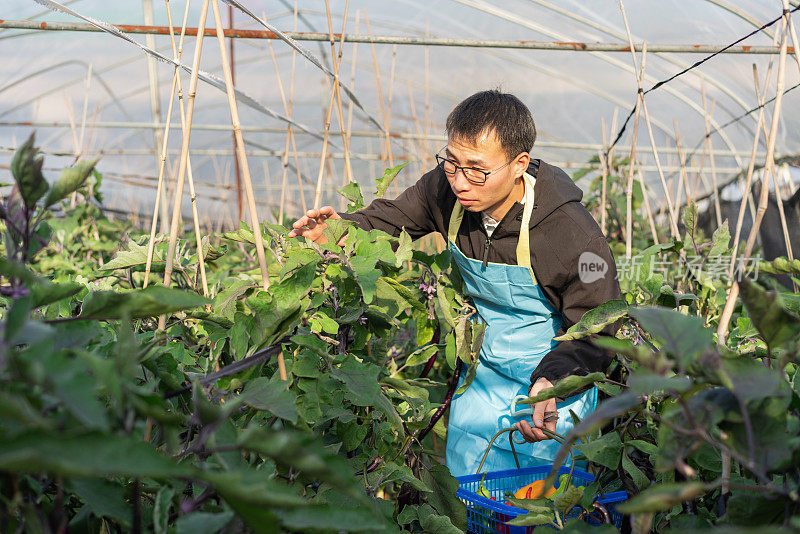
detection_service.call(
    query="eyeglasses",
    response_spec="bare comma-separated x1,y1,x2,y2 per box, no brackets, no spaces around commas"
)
435,147,516,185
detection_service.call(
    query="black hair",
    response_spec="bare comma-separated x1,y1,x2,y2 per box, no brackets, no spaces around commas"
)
445,90,536,159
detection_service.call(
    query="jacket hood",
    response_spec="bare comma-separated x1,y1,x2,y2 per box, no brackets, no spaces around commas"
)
527,159,584,228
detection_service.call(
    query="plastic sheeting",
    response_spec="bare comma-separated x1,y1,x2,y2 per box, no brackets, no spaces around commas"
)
1,0,798,223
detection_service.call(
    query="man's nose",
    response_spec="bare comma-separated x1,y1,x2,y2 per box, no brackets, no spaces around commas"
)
451,168,472,192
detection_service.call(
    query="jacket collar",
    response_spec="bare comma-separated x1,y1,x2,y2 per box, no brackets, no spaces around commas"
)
527,159,584,228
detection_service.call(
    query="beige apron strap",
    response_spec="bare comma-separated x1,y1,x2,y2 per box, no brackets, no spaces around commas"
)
515,172,537,285
448,201,465,243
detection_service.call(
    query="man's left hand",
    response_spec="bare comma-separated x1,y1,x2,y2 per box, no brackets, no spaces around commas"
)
514,377,557,442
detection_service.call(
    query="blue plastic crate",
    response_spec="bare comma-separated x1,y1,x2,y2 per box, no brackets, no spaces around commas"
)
456,466,627,533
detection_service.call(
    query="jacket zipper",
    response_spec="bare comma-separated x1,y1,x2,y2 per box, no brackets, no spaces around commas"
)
482,236,491,267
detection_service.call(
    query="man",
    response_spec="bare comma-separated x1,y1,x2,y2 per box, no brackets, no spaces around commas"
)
288,90,621,477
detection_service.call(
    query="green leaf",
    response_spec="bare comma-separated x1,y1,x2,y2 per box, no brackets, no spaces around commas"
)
627,372,692,395
339,181,365,211
629,307,713,365
69,478,132,527
330,357,381,406
519,372,605,405
174,511,235,534
11,132,48,208
152,485,175,534
419,463,468,531
4,295,34,343
683,202,698,243
44,351,110,431
238,377,298,424
375,162,408,198
723,491,785,526
404,345,438,368
29,280,82,308
0,432,193,478
350,256,382,304
709,221,731,257
506,512,554,527
80,286,210,319
376,277,427,313
322,218,354,247
502,496,553,514
627,439,658,456
555,300,628,341
236,426,359,497
553,485,584,513
43,159,98,207
622,451,649,490
739,279,800,351
454,360,478,395
278,506,390,532
757,256,800,275
102,240,162,271
395,230,413,267
617,482,705,514
576,431,622,469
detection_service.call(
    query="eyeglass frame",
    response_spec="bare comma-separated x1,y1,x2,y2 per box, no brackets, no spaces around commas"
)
434,146,519,185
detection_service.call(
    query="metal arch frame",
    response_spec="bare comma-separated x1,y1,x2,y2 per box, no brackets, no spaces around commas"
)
474,48,681,145
527,0,759,142
451,0,747,169
0,58,153,149
4,2,795,179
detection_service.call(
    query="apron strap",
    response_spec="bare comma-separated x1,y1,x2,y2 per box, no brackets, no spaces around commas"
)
516,172,537,284
448,200,465,244
446,171,537,285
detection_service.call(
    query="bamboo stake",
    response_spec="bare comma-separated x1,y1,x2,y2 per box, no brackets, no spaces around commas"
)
387,43,398,193
623,99,641,257
636,166,660,245
268,39,294,223
146,1,205,293
700,86,724,229
312,0,350,208
364,12,395,193
616,12,657,253
144,0,187,282
599,118,608,235
718,10,790,342
78,64,92,158
673,120,693,209
324,0,354,189
344,10,360,190
617,8,675,242
210,0,270,291
407,81,428,178
158,0,210,330
729,65,771,280
268,37,306,213
640,92,679,239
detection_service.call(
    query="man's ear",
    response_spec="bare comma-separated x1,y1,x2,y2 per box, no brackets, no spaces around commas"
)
515,152,531,177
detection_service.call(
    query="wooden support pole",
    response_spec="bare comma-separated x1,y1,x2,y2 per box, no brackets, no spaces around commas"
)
718,9,789,342
210,0,271,290
313,0,350,208
701,86,724,229
324,0,354,189
159,0,210,331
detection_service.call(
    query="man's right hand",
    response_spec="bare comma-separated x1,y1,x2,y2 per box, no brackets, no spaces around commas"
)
287,206,341,244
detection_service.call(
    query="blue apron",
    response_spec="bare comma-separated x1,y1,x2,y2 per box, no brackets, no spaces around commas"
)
444,172,598,477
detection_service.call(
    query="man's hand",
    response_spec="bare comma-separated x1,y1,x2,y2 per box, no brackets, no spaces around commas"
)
287,206,341,244
514,377,558,443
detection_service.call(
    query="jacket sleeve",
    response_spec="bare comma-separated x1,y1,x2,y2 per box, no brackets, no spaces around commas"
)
530,234,623,388
338,169,442,239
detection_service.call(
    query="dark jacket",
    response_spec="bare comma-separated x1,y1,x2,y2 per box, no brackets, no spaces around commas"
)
340,159,622,387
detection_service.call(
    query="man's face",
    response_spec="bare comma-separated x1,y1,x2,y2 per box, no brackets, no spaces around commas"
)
444,130,527,216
